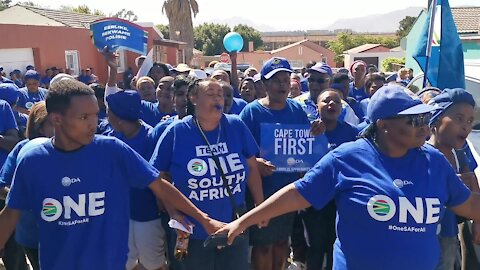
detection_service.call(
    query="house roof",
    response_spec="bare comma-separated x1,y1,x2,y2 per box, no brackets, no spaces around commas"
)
344,44,382,54
451,7,480,34
270,39,331,54
18,4,104,29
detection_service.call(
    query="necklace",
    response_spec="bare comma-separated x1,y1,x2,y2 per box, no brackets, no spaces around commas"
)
195,117,221,147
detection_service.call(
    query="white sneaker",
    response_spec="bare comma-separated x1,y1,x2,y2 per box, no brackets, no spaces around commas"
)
287,261,307,270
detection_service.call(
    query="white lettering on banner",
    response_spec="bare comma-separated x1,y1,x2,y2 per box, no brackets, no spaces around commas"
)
367,195,441,225
195,143,229,157
273,128,315,155
41,192,106,225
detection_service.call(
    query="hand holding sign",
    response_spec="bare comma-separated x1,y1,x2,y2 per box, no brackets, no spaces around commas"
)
90,18,148,55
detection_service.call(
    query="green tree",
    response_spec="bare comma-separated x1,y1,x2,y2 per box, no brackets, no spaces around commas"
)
156,24,170,39
396,16,417,41
59,5,105,16
163,0,199,64
194,23,231,56
113,9,138,21
0,0,12,11
381,57,405,72
232,24,263,52
327,32,399,65
18,1,38,6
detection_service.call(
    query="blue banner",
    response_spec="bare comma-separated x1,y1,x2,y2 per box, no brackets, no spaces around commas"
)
260,123,329,172
90,18,148,55
412,0,465,89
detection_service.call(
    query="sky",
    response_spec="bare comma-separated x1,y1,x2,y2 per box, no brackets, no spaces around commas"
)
16,0,480,31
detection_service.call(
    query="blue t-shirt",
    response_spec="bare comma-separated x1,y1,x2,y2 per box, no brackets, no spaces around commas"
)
150,114,258,240
41,76,51,87
294,139,470,270
0,139,38,248
325,121,358,150
229,97,247,115
150,116,178,145
6,136,159,270
0,100,18,167
439,145,479,237
239,99,310,197
346,98,365,120
17,87,48,110
360,98,370,117
349,82,368,102
108,122,160,222
140,100,176,127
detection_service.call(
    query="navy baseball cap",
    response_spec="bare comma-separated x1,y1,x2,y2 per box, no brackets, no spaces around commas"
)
367,84,436,124
106,90,141,121
24,70,40,81
307,63,333,77
0,83,20,105
261,57,293,80
429,88,476,126
26,65,35,71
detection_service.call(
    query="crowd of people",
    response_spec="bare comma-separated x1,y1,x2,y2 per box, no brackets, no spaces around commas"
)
0,48,479,270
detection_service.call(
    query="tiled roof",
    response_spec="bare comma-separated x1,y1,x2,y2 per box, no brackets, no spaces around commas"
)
451,7,480,34
19,4,104,28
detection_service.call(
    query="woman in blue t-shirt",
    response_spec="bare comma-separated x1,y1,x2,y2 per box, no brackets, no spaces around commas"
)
427,88,480,270
239,57,324,270
150,79,264,270
219,85,480,270
0,101,54,270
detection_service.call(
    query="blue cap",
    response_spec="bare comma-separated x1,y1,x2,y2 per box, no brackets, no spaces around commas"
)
0,83,20,105
24,70,40,81
367,84,436,124
429,88,476,126
26,65,35,71
261,57,293,79
106,90,141,121
307,63,333,77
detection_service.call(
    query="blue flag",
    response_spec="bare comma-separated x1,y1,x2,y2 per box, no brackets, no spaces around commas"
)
90,18,148,55
412,0,465,89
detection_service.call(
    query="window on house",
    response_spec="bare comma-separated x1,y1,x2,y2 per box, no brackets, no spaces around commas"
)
65,50,80,76
321,57,328,63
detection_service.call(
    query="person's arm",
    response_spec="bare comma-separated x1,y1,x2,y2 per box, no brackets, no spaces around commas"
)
246,156,264,206
0,187,8,200
148,178,224,235
0,207,20,248
229,51,239,90
0,129,19,152
216,183,310,244
101,48,121,104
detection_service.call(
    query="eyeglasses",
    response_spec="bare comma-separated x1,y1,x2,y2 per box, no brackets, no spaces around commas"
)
308,77,330,84
388,113,432,127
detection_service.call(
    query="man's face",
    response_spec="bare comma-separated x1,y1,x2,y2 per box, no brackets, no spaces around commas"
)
26,79,39,91
307,71,331,101
54,95,99,148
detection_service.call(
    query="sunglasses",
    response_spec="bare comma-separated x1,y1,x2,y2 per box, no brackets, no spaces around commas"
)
388,113,432,127
308,77,329,84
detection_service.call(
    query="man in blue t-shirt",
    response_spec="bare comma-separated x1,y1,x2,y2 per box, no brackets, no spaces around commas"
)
0,100,19,169
0,83,28,138
17,70,48,114
0,78,223,270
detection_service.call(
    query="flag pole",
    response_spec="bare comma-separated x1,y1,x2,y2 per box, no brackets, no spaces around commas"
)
423,0,438,88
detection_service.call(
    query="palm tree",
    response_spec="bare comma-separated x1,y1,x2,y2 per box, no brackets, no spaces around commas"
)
162,0,199,64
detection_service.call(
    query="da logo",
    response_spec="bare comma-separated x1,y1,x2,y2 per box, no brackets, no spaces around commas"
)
367,195,396,222
25,102,34,109
272,58,282,65
187,159,208,177
41,198,62,222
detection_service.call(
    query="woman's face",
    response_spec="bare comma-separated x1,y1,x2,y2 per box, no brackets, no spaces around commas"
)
435,103,474,149
150,66,166,81
382,114,431,149
240,80,256,103
265,71,290,104
137,81,156,102
369,80,385,96
191,81,224,121
289,82,302,98
317,90,342,122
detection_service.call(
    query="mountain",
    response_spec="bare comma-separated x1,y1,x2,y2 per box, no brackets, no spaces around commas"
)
195,16,276,32
325,7,424,33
